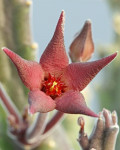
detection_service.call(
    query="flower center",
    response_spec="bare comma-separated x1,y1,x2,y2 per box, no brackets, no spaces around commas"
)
42,74,66,99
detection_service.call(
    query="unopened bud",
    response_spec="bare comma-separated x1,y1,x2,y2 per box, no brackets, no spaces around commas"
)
69,20,94,62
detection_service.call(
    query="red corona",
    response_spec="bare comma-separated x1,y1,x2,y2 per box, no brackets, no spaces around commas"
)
42,74,66,99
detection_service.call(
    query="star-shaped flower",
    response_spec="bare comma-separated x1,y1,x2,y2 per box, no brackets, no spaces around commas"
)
2,11,117,117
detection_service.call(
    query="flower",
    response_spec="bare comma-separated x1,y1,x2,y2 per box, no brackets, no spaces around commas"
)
2,11,117,117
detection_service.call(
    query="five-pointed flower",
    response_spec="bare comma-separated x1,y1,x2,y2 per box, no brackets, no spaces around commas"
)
2,11,117,117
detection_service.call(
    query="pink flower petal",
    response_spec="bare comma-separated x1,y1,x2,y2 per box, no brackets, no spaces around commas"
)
63,52,117,91
28,90,56,114
55,90,98,117
69,20,94,62
40,11,69,76
2,48,44,90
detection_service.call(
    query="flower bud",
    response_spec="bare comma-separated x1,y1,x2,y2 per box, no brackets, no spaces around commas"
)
69,20,94,62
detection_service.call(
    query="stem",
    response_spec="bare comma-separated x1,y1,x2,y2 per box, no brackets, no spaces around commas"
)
43,111,64,134
0,83,22,124
77,117,89,150
78,109,119,150
103,110,119,150
26,113,48,143
89,115,104,150
25,111,64,146
0,0,35,110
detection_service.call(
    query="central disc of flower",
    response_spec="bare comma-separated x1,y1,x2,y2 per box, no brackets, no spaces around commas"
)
42,74,66,99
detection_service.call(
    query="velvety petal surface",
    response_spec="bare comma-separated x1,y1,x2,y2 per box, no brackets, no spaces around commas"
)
28,90,56,114
3,48,44,90
40,11,69,76
63,52,117,91
55,90,98,117
69,20,94,62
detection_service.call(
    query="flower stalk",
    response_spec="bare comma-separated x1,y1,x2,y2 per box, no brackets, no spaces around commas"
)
43,111,64,134
0,83,22,124
26,113,48,143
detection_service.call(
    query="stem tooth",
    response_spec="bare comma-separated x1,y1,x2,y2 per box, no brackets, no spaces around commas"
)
31,42,38,50
26,0,32,6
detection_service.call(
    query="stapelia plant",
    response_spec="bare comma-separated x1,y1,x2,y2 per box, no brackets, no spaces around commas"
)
2,11,117,118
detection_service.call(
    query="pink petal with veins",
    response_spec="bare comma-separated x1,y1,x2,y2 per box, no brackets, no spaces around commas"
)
28,90,56,114
69,20,94,62
63,52,117,91
3,48,44,90
40,11,69,76
55,90,98,117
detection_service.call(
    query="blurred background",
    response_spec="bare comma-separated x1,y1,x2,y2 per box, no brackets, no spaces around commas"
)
0,0,120,150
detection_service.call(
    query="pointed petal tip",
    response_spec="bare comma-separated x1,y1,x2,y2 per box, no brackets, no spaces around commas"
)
113,51,118,57
2,47,6,50
57,10,65,31
59,10,65,27
115,51,118,56
60,10,65,18
82,107,99,118
107,51,118,62
90,112,99,118
2,47,15,58
2,47,9,53
61,10,65,15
